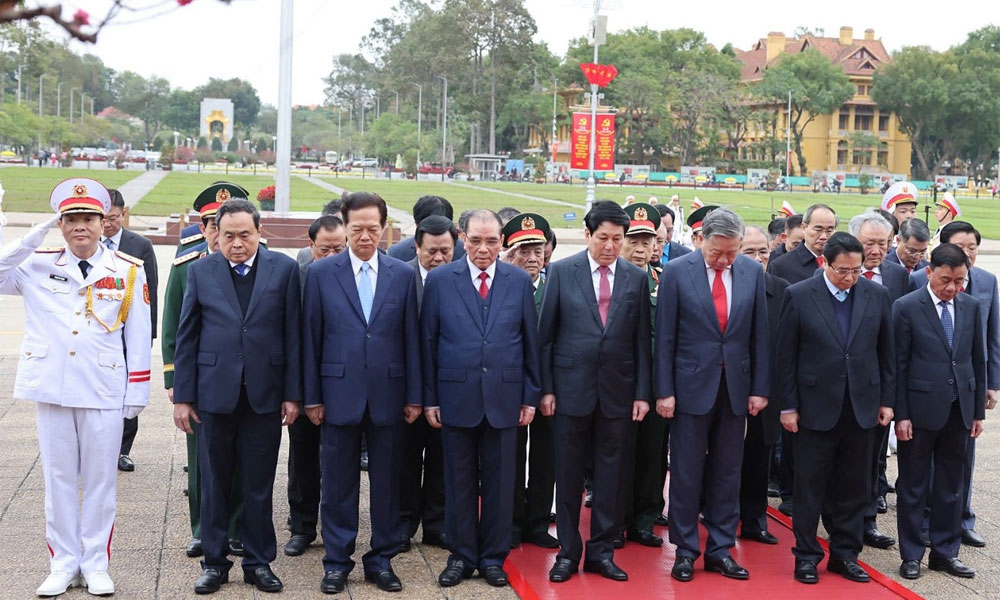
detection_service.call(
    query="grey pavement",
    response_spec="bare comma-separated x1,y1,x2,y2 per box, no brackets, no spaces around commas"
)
117,170,171,209
296,175,416,232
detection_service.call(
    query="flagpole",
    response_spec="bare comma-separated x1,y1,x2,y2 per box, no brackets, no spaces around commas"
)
584,0,602,216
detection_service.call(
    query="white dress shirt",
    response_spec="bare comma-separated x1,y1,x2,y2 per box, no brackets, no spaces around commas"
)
823,272,851,298
349,248,379,291
228,251,258,271
467,256,496,292
927,285,955,320
100,227,123,251
704,262,732,317
66,244,102,277
861,266,882,284
587,253,616,300
418,263,429,285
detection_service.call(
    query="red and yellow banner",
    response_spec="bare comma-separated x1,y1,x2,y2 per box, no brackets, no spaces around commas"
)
570,112,616,171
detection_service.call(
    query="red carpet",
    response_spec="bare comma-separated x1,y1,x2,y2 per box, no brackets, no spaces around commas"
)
505,501,922,600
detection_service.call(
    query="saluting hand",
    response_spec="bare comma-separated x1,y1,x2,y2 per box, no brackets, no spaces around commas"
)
540,394,556,417
403,405,422,424
748,395,768,416
519,406,535,426
425,407,443,429
281,401,300,426
655,396,675,419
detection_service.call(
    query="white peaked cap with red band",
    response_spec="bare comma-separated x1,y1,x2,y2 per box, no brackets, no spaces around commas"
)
50,178,110,216
881,181,918,213
937,192,961,217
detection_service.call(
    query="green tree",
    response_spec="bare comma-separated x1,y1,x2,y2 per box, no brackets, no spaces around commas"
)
193,78,261,131
756,48,855,175
162,88,200,132
113,70,170,141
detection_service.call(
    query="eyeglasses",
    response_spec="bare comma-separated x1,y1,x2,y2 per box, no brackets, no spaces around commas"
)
741,248,769,257
830,267,862,276
466,237,501,248
315,245,344,256
901,245,928,256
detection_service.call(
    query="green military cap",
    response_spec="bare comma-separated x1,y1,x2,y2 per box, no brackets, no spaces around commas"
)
502,212,550,249
193,181,250,218
687,205,719,234
623,202,661,236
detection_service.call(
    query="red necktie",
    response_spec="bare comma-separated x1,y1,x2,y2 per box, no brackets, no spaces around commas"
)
906,266,913,274
598,265,611,326
863,271,875,280
712,269,728,333
816,256,825,269
478,271,489,300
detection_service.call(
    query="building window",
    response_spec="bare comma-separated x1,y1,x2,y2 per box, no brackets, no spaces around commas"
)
857,84,865,96
837,140,848,165
854,106,873,131
878,115,889,132
839,112,850,129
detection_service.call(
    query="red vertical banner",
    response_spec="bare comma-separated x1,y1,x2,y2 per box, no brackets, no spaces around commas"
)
594,114,615,171
570,112,591,170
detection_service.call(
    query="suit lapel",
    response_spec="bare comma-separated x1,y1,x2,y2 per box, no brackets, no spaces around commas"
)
244,248,273,320
687,251,722,336
603,258,631,331
845,281,869,348
212,254,243,318
808,279,846,348
334,255,367,324
485,262,511,335
367,255,394,324
726,259,750,338
572,252,604,329
918,292,953,353
452,261,486,334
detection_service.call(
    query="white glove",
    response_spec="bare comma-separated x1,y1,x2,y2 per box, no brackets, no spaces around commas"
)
21,214,60,248
123,405,144,419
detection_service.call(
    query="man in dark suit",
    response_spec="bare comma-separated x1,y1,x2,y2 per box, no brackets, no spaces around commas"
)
398,215,455,553
737,225,787,546
302,192,421,594
387,195,466,262
886,217,930,273
767,204,837,515
769,214,804,263
654,205,691,265
909,221,999,549
656,209,769,582
422,209,541,588
847,209,908,549
283,214,346,558
173,199,301,594
295,198,343,270
895,243,985,580
102,189,159,473
539,201,651,583
777,232,895,585
501,213,559,550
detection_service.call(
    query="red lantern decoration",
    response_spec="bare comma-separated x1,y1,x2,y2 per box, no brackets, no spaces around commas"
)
579,63,619,87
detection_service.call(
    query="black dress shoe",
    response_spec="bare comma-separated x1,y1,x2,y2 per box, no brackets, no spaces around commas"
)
398,536,412,553
919,530,931,548
185,538,203,558
228,539,244,556
655,513,669,527
183,464,189,473
549,557,577,582
827,559,870,583
244,566,283,593
480,565,508,587
778,500,794,517
962,529,987,547
626,529,663,547
365,569,402,592
194,567,228,594
886,483,895,494
525,531,559,548
422,531,447,549
877,496,888,514
671,556,695,582
740,530,779,545
321,570,348,594
360,450,369,472
794,559,818,584
612,533,625,549
117,455,135,472
767,481,781,498
284,534,315,556
928,555,975,578
438,560,472,587
583,558,628,581
863,529,896,549
705,556,749,580
899,560,921,580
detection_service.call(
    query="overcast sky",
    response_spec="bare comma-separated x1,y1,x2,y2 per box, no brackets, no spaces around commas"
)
57,0,993,106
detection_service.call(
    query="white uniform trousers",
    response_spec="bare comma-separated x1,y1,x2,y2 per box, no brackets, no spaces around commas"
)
36,403,123,575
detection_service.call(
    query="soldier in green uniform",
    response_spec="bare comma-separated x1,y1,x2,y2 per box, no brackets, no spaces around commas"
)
619,203,669,547
162,183,247,559
504,213,559,548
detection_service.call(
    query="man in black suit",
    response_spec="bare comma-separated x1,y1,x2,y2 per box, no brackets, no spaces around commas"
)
777,232,895,585
538,201,652,583
885,217,930,273
102,189,158,473
846,209,908,549
284,215,346,558
894,243,985,580
768,204,837,515
173,199,302,594
386,195,466,262
769,214,804,263
737,225,786,546
398,215,455,553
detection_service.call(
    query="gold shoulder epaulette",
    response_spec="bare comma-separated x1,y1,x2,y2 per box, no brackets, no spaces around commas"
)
180,233,204,245
173,251,201,266
115,250,144,266
35,246,64,253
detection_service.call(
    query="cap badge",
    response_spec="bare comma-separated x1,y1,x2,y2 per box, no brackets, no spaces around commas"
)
521,216,535,230
634,207,647,221
72,184,88,198
216,188,231,203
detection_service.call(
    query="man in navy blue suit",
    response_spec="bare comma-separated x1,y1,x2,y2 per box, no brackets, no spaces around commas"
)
895,243,985,580
421,209,541,588
302,191,422,595
173,199,302,595
655,208,770,583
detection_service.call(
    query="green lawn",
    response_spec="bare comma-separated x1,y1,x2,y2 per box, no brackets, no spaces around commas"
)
131,172,338,216
0,166,142,212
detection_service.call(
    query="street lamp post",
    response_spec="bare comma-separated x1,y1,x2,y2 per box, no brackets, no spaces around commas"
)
80,93,86,122
89,97,94,115
69,88,80,124
415,83,422,168
392,90,399,115
583,0,604,215
38,73,50,116
16,63,26,104
57,82,64,117
437,76,447,182
786,90,792,179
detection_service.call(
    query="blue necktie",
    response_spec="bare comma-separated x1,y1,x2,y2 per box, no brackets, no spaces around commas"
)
359,262,374,323
234,263,249,277
940,301,954,348
834,289,848,302
104,238,115,250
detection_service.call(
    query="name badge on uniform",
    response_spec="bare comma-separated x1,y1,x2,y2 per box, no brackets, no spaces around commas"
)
49,274,68,282
46,275,71,294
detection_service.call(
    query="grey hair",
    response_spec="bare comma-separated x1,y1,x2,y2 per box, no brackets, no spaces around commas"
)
848,208,892,238
898,217,931,243
744,224,770,241
702,208,744,241
803,203,839,227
